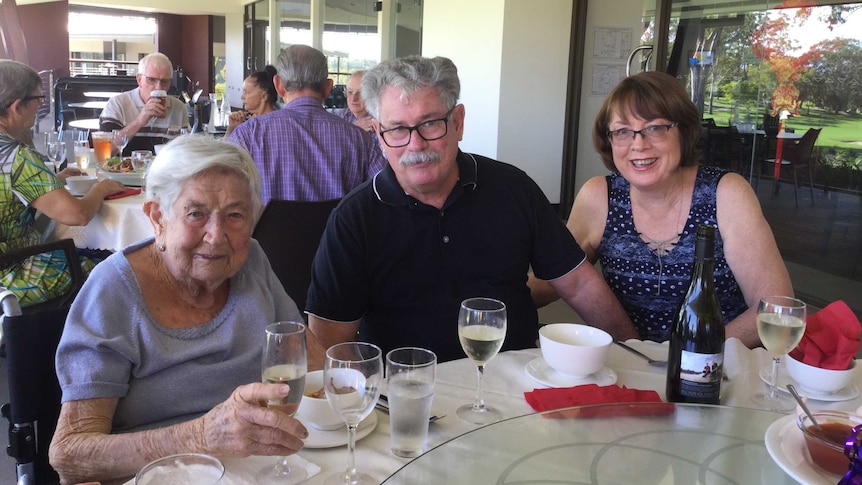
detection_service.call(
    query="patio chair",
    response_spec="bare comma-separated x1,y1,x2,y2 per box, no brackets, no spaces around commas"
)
759,128,821,207
252,199,341,316
0,238,84,314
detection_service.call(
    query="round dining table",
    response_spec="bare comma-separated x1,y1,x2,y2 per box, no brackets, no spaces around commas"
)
116,339,861,484
50,191,151,252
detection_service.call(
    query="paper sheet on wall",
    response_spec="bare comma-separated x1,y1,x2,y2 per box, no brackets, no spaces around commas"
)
593,27,632,60
591,64,627,97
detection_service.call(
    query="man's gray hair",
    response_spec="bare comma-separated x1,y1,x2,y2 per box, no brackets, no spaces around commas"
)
361,56,460,120
138,53,173,75
146,135,263,221
0,60,42,115
275,44,329,95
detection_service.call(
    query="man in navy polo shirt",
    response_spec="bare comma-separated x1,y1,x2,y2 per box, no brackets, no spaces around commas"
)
306,56,637,364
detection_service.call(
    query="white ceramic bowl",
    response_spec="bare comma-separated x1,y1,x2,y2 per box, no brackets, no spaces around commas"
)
539,323,612,378
297,370,343,430
66,175,98,196
786,353,857,394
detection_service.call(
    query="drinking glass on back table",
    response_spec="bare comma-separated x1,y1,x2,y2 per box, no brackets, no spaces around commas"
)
258,321,308,485
457,297,507,425
45,130,67,173
752,296,807,412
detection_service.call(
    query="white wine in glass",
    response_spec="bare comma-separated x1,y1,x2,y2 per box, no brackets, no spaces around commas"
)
257,321,307,485
323,342,382,485
456,297,506,425
752,296,807,412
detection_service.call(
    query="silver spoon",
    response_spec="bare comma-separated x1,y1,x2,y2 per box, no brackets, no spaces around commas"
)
614,341,667,367
787,384,822,432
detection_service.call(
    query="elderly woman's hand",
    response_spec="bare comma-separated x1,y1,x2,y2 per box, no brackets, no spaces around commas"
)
197,383,308,458
56,167,85,183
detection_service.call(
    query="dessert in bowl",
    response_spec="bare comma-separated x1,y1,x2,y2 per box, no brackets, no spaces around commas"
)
797,410,862,475
297,369,343,430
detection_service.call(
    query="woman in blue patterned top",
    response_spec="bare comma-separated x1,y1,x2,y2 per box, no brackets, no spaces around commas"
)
533,71,791,347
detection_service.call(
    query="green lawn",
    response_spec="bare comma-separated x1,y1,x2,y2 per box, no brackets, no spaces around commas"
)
705,101,862,149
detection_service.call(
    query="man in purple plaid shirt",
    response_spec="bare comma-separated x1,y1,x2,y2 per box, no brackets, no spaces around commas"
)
227,45,386,206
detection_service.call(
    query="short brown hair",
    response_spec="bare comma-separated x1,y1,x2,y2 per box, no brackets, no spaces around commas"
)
592,71,702,172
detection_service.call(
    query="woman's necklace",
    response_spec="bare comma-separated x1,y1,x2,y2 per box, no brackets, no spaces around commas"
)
634,179,686,297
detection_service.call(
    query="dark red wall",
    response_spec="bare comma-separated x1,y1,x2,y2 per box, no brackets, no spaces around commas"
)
182,15,213,95
18,0,70,78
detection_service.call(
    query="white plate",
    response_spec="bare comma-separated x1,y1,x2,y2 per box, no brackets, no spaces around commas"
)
765,414,841,485
759,365,860,402
297,410,377,449
524,357,617,388
101,171,144,187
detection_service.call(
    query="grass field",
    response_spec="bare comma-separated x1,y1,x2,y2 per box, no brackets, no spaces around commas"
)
704,100,862,149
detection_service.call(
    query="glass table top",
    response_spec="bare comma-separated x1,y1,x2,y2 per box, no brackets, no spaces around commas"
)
382,403,799,484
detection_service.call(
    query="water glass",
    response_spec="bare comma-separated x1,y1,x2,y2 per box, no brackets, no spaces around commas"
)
386,347,436,458
74,140,91,171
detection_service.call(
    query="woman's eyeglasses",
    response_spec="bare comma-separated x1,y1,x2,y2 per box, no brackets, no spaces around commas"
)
607,123,677,147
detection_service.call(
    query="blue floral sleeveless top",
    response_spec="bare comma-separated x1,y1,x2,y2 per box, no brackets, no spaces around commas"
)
598,166,747,342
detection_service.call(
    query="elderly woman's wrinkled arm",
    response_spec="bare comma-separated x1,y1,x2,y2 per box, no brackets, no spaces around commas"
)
30,180,125,226
49,383,308,485
716,173,793,348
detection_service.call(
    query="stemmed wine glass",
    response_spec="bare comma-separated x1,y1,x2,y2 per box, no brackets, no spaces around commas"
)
752,296,807,412
257,321,308,485
112,129,129,157
45,131,67,174
323,342,382,485
456,297,507,425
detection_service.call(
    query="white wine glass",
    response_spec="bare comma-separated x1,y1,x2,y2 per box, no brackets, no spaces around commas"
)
257,321,308,485
323,342,382,485
112,129,129,156
456,297,507,425
752,296,807,412
45,131,67,173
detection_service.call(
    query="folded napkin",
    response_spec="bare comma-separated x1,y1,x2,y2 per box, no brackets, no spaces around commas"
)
524,384,674,418
106,187,142,200
789,300,860,370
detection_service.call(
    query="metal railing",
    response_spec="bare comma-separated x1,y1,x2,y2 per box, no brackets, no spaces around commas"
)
68,58,138,77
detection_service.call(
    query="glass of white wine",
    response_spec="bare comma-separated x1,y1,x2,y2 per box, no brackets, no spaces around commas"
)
456,297,507,425
323,342,382,485
257,321,307,485
752,296,807,412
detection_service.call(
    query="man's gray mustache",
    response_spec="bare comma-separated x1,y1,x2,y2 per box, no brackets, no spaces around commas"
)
400,151,441,167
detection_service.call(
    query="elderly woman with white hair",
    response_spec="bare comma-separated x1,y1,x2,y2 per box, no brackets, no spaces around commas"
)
0,59,124,307
49,135,309,484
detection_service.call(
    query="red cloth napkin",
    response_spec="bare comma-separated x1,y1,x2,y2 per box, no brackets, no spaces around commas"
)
789,300,860,370
524,384,674,418
106,187,142,200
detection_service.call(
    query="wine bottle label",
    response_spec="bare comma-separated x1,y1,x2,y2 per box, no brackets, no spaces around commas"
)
677,350,723,400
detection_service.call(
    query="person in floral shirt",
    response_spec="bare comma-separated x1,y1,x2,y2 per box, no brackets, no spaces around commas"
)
0,60,124,306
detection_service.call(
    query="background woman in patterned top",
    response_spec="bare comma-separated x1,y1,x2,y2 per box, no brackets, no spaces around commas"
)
0,60,123,306
532,71,791,347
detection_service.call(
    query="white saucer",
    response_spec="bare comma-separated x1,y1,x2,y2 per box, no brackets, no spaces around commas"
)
764,414,840,485
759,365,860,402
524,357,617,388
298,410,378,449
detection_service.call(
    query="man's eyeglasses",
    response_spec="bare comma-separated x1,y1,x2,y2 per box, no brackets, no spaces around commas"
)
607,123,677,147
378,108,454,148
141,75,172,87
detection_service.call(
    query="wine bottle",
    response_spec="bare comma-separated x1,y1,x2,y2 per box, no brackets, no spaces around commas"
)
665,224,725,404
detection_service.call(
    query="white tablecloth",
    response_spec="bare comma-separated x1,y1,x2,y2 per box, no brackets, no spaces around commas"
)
51,193,152,251
184,339,862,484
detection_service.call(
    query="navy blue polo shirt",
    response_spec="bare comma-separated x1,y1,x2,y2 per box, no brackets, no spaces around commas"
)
307,151,586,362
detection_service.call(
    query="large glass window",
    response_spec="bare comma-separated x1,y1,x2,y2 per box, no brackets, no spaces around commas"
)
643,1,862,314
323,0,379,84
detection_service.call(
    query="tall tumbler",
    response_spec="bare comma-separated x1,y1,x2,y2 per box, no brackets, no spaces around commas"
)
385,347,437,458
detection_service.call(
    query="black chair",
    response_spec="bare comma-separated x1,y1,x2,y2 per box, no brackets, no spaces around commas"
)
1,288,67,485
252,199,341,315
0,239,84,314
758,128,821,207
